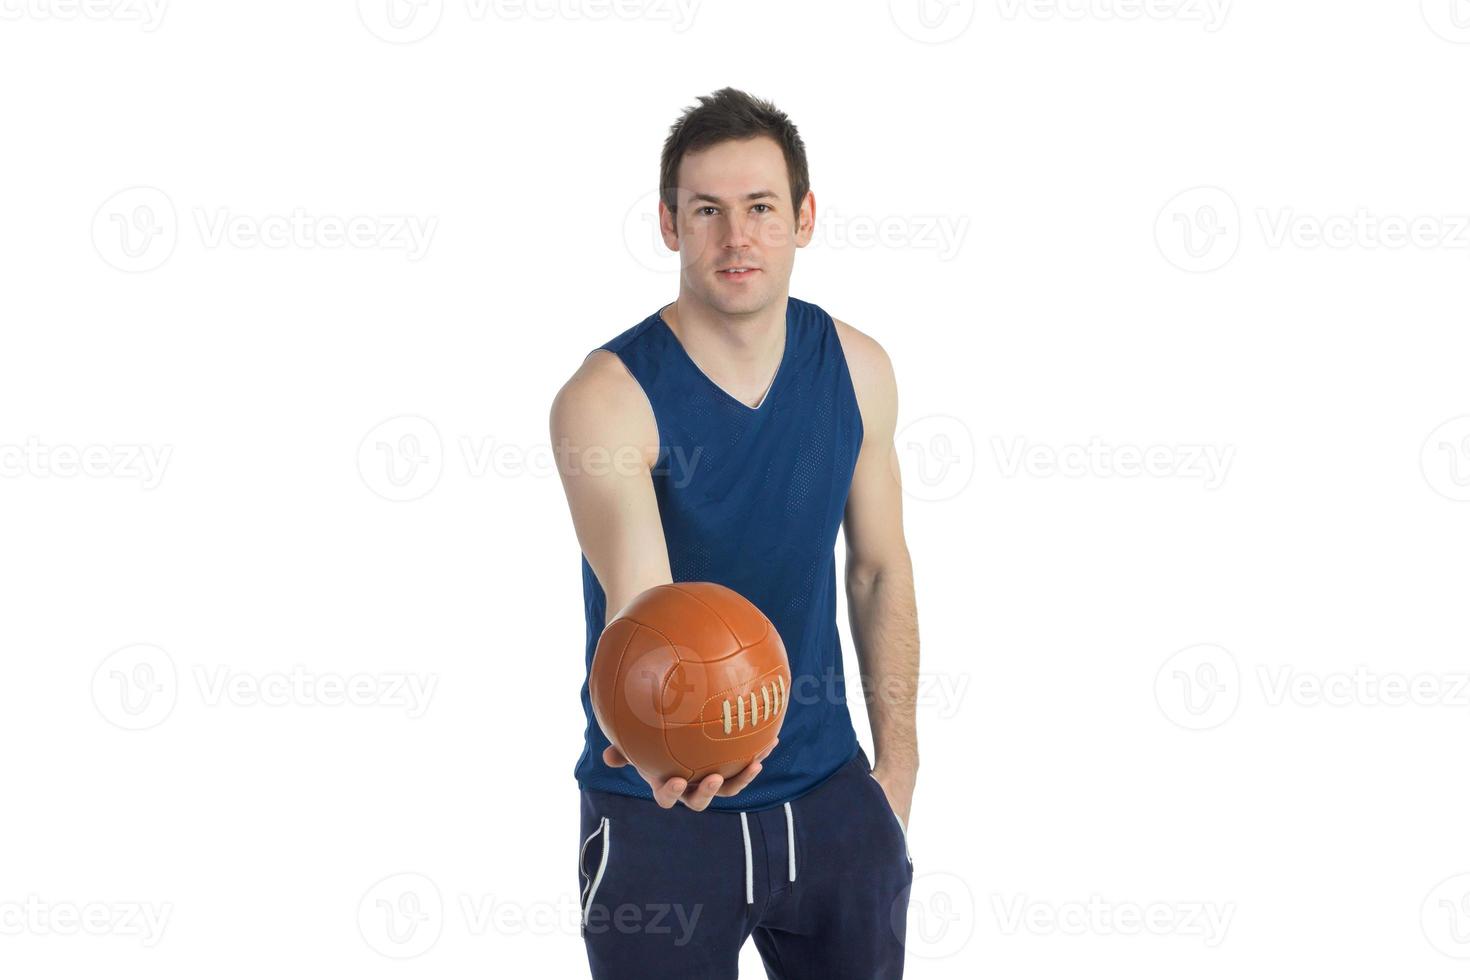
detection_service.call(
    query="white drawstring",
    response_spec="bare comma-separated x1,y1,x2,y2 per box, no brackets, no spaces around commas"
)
784,802,796,882
580,817,610,934
739,803,797,904
739,812,754,904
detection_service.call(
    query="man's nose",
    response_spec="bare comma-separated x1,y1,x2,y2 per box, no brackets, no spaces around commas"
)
721,212,755,249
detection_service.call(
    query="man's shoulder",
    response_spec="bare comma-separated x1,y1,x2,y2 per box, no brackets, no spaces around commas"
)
550,335,658,461
830,314,896,418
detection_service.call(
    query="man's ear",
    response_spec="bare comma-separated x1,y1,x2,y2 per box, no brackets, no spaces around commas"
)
659,198,679,252
795,189,815,247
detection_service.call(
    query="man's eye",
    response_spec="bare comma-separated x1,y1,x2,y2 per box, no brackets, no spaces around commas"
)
699,207,718,216
752,204,771,214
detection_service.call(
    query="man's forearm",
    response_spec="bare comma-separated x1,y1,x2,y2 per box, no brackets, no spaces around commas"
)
846,554,920,774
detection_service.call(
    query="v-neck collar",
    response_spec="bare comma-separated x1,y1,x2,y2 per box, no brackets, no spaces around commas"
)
653,301,792,413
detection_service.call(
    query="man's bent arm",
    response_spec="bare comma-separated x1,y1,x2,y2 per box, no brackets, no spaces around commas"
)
836,319,920,825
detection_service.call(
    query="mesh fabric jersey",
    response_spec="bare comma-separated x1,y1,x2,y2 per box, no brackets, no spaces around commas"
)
574,295,864,810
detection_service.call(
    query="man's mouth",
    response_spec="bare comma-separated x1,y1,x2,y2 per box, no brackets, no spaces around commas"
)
717,267,759,281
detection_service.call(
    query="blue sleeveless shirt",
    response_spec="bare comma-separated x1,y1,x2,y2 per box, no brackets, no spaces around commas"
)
574,295,863,810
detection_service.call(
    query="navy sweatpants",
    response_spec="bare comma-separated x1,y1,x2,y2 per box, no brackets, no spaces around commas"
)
577,745,913,979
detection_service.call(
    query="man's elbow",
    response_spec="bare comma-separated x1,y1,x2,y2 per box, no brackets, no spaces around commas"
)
845,548,912,593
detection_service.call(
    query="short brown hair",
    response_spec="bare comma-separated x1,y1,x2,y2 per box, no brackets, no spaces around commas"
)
659,87,810,222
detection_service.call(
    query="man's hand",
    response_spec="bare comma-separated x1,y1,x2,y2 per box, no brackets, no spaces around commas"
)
603,739,779,811
870,762,917,829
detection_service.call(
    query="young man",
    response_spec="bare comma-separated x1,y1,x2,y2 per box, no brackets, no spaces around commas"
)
551,88,921,979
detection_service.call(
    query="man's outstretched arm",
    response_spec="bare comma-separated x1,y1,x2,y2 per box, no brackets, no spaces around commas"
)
550,350,774,809
835,319,920,828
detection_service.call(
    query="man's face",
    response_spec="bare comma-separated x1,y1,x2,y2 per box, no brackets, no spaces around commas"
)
660,136,813,316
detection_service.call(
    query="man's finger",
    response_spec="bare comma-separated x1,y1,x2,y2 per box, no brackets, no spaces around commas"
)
717,761,762,796
653,776,687,808
679,774,724,811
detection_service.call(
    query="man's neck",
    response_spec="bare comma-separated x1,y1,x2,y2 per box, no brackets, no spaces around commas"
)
659,296,788,407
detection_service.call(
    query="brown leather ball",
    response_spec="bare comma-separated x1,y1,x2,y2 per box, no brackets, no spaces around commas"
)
590,582,790,784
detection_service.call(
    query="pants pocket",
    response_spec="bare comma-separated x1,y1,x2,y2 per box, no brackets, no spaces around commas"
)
579,815,611,937
864,771,912,868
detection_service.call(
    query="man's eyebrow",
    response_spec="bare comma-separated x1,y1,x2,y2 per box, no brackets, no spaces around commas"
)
687,190,779,205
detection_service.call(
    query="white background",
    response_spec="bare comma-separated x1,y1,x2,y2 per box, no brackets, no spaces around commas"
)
3,1,1470,977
